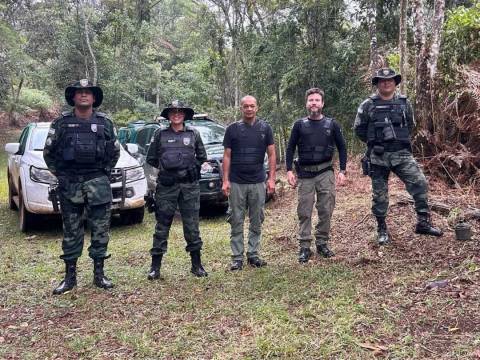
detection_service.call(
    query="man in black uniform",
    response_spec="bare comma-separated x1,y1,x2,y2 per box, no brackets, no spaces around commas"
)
146,100,208,279
286,88,347,263
354,68,442,244
222,95,276,271
44,79,120,295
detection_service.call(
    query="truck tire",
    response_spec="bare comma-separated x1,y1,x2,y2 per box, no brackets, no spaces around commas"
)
120,207,145,225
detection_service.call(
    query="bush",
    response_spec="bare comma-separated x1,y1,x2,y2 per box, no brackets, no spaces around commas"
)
18,88,53,111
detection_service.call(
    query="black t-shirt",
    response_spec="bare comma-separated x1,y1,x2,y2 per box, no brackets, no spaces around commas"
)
223,119,274,184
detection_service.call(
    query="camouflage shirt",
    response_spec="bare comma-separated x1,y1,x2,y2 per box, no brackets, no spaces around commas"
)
353,93,415,143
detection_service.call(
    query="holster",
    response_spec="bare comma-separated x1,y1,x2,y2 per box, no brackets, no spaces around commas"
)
144,190,156,213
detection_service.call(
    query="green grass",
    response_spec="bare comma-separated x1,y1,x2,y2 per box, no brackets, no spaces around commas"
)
1,129,479,359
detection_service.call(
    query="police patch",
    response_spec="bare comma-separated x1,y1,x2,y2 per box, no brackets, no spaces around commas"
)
91,124,97,132
80,79,89,87
357,106,363,114
183,136,191,146
46,138,52,146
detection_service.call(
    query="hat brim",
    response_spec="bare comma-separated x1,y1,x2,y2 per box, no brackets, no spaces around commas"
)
372,74,402,86
160,107,194,120
65,86,103,108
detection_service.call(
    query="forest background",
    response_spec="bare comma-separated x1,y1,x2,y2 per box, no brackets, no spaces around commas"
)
0,0,479,188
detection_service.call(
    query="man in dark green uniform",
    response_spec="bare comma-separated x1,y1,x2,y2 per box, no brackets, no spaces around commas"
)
146,100,208,279
354,68,442,245
44,79,120,295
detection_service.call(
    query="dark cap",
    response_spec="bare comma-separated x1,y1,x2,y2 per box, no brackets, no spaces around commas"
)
65,79,103,108
372,68,402,86
160,100,194,120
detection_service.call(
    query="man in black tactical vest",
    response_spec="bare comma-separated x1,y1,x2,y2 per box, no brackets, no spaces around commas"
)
145,100,208,279
354,68,443,245
286,88,348,263
44,79,120,295
222,95,276,271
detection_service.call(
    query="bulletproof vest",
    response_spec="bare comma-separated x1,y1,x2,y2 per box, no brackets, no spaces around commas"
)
367,96,411,149
58,112,107,169
297,117,335,165
230,120,268,166
158,127,197,172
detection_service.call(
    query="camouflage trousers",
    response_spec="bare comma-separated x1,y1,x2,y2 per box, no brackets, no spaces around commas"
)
297,170,336,248
150,181,202,256
227,182,265,261
370,149,429,217
58,175,112,261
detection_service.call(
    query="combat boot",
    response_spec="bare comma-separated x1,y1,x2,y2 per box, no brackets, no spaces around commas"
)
147,254,162,280
415,213,443,237
376,217,390,245
190,250,208,277
316,244,335,258
93,258,114,289
52,260,77,295
298,247,312,263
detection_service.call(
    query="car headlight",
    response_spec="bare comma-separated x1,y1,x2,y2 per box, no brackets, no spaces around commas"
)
30,166,57,184
125,166,145,183
200,162,214,174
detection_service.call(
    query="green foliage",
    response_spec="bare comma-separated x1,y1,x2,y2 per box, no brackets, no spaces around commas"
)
18,88,53,111
112,109,138,127
441,1,480,79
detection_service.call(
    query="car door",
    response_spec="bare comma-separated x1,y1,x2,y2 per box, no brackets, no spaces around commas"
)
10,126,31,192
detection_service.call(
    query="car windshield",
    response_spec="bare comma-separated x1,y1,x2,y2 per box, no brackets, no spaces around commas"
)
189,122,225,145
30,127,49,151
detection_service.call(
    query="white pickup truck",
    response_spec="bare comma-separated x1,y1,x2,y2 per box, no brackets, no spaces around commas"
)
5,122,147,232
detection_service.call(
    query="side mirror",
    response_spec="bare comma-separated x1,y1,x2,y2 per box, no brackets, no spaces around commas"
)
126,143,139,155
5,143,20,155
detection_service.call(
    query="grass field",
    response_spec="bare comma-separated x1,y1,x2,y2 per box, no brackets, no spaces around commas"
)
0,130,479,359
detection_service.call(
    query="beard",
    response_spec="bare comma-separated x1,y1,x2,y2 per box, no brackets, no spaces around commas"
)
308,108,322,117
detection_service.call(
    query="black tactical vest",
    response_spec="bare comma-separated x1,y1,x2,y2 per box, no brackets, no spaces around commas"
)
230,120,268,167
58,112,107,169
367,96,411,150
158,127,197,172
297,117,335,165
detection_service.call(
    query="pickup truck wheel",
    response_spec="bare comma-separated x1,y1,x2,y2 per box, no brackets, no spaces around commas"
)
19,186,35,232
120,207,145,225
8,173,18,210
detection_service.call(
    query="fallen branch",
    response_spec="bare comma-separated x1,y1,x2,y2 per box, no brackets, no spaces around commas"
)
393,194,480,219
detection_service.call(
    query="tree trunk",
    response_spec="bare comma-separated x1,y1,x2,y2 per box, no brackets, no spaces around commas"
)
429,0,445,82
367,1,382,73
80,1,97,85
399,0,408,94
413,0,431,130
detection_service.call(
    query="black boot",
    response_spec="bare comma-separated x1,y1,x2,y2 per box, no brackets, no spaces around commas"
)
376,217,390,245
298,247,312,263
147,254,162,280
415,213,443,237
52,260,77,295
93,258,114,289
190,250,208,277
316,244,335,258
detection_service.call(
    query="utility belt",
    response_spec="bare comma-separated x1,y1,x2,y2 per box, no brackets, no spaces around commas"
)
294,159,333,175
370,142,411,155
58,171,106,183
158,166,200,186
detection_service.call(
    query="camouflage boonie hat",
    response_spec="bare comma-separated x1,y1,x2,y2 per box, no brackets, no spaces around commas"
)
65,79,103,108
160,100,194,120
372,68,402,86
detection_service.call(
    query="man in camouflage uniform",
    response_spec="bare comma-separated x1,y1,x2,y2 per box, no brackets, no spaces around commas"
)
44,79,120,295
146,100,208,279
354,68,442,245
